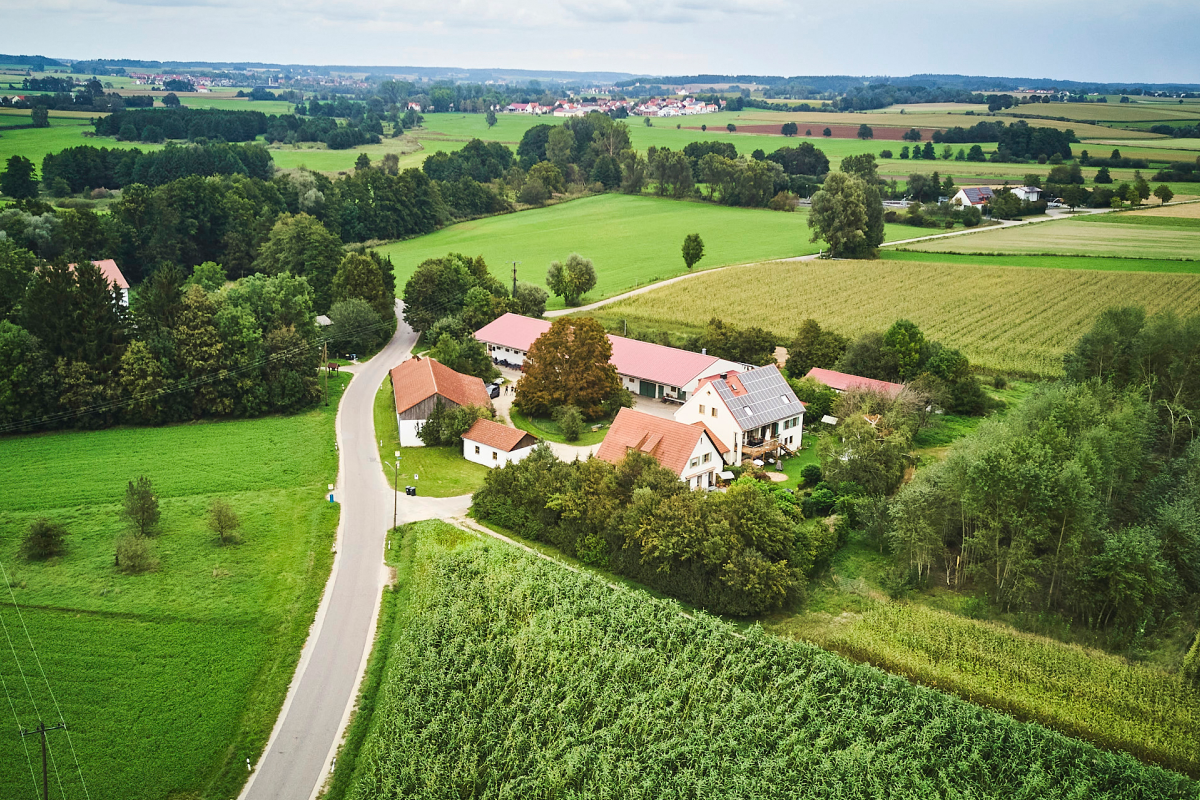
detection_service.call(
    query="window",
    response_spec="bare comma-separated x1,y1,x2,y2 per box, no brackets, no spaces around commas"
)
474,445,481,454
690,457,699,468
699,404,705,414
711,408,717,417
702,452,711,464
492,451,498,461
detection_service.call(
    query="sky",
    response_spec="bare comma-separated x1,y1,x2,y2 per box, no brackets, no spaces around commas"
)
8,0,1200,84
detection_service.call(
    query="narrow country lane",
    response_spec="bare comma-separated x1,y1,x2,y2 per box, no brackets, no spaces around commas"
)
242,301,470,800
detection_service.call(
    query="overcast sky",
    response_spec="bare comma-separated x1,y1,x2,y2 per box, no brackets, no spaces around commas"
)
11,0,1200,84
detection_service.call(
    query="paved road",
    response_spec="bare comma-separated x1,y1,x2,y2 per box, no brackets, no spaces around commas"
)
242,302,470,800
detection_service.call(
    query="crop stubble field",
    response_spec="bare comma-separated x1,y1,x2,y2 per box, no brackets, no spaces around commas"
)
592,258,1200,375
339,520,1199,798
0,376,347,800
911,217,1200,260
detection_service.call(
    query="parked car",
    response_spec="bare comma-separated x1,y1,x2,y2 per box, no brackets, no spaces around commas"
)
488,382,501,399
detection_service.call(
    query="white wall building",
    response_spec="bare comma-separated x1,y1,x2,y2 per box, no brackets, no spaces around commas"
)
462,418,539,467
674,365,804,466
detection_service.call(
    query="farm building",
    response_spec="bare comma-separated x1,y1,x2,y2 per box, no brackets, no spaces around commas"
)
674,365,804,466
805,367,905,399
68,259,129,306
1011,186,1044,202
474,313,746,402
390,356,493,447
462,418,539,467
596,408,729,490
952,186,994,206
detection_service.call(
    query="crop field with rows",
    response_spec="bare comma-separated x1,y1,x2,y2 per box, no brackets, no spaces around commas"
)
587,258,1200,375
769,604,1200,777
341,521,1199,798
909,217,1200,260
0,375,347,800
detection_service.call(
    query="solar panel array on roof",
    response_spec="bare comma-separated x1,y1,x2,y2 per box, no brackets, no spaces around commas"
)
711,365,803,431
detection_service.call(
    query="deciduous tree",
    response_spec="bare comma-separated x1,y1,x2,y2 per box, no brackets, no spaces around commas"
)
515,317,620,419
681,233,704,270
546,253,596,306
208,499,241,545
122,475,161,538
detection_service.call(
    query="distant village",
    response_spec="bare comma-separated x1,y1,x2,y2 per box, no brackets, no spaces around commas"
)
505,96,721,117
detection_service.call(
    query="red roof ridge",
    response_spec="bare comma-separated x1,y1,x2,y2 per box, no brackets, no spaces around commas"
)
463,418,535,451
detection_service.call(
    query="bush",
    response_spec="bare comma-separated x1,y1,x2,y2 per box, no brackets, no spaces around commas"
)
768,191,796,212
115,534,157,573
800,464,823,486
879,150,893,159
553,405,585,442
24,518,68,560
992,375,1008,390
801,487,836,517
1184,632,1200,687
48,177,71,197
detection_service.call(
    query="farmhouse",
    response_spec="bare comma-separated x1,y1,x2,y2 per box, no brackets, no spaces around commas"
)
1011,186,1044,202
390,356,493,447
805,367,905,399
475,313,746,402
462,418,539,467
596,408,729,489
674,365,804,466
68,259,129,306
953,186,994,206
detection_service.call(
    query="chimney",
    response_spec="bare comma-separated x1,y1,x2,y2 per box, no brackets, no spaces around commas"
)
701,348,706,355
720,372,727,380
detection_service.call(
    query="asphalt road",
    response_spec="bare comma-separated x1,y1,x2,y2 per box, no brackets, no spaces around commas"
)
242,302,470,800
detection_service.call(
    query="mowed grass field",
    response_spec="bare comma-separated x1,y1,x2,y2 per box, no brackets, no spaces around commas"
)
374,193,910,309
0,377,347,800
910,216,1200,260
588,258,1200,375
0,124,158,176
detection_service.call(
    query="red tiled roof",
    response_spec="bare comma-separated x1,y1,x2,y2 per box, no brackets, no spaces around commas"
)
67,259,129,290
690,421,730,454
596,408,723,476
390,356,492,415
805,368,904,398
463,418,537,452
475,313,724,389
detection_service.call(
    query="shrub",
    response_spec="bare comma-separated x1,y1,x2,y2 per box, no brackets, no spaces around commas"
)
802,487,836,517
49,177,71,197
879,150,893,159
208,499,241,545
768,191,796,212
800,464,823,486
24,518,68,560
115,534,157,573
1184,632,1200,687
553,405,584,442
992,375,1008,390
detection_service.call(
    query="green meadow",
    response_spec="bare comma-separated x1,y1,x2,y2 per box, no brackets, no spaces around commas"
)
881,247,1200,274
910,217,1200,260
375,193,910,309
0,124,157,175
0,375,347,800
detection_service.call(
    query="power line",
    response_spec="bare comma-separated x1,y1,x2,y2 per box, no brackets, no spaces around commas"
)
0,606,40,799
1,562,90,800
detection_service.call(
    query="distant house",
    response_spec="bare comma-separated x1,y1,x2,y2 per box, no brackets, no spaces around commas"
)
68,259,129,306
596,407,729,489
674,365,804,466
475,313,746,403
805,367,904,399
462,418,539,467
1011,186,1043,202
952,186,994,207
390,356,493,447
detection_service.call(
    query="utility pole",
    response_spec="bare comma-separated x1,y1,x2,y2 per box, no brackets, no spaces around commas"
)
384,452,400,531
21,720,66,800
322,340,329,406
511,261,521,298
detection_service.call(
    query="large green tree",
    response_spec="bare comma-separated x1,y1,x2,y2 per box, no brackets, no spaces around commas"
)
332,252,392,320
785,318,849,379
252,213,343,312
515,317,620,419
546,253,597,306
1,155,38,200
807,172,884,258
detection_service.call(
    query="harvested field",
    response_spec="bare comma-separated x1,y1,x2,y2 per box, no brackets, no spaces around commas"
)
588,259,1200,375
686,124,942,140
1129,202,1200,219
911,218,1200,260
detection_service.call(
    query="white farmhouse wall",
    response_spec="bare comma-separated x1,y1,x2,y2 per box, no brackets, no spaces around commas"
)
399,417,425,447
674,385,742,464
464,440,536,468
679,435,725,489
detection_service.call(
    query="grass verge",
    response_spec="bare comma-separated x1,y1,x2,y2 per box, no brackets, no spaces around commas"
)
509,406,610,446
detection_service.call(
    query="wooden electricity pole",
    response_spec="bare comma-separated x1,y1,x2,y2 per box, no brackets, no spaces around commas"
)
21,721,66,800
322,341,329,406
511,261,521,298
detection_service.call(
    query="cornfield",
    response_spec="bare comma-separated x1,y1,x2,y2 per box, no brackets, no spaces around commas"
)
811,604,1200,777
595,259,1200,376
346,522,1199,798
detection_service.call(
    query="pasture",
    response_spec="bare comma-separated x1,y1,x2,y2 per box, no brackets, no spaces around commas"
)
375,193,909,309
0,125,157,176
336,520,1199,797
587,257,1200,375
0,376,346,800
910,217,1200,260
882,248,1200,275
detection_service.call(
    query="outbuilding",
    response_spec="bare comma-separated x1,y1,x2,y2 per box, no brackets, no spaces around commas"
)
462,418,539,467
390,356,493,447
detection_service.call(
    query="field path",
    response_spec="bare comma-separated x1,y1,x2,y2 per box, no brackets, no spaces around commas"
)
242,301,470,800
547,208,1106,318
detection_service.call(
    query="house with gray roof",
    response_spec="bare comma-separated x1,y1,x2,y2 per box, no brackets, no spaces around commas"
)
952,186,995,206
673,364,805,465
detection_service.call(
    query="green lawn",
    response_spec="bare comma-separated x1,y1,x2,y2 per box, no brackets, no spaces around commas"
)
0,376,347,800
509,406,610,446
373,373,489,497
375,193,910,309
0,124,157,177
881,248,1200,274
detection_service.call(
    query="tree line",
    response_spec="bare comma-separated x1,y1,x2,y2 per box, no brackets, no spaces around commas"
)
95,107,272,143
472,446,838,615
40,142,274,193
